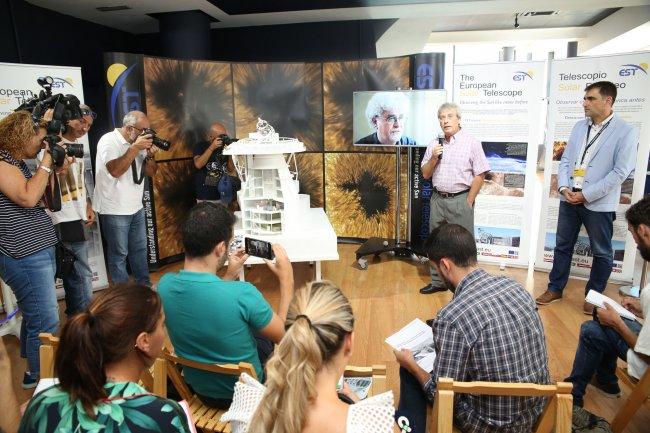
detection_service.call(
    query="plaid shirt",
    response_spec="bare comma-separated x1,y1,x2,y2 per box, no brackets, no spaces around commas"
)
424,269,550,433
421,129,490,193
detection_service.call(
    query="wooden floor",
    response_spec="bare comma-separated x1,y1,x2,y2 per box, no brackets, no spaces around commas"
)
3,243,649,432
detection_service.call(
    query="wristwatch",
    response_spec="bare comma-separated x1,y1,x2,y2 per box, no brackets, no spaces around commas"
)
38,165,52,174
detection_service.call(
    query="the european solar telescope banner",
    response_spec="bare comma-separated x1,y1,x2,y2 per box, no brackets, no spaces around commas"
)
452,61,545,268
0,62,109,292
536,52,650,283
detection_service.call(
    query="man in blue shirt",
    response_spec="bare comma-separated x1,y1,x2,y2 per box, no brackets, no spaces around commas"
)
158,202,294,407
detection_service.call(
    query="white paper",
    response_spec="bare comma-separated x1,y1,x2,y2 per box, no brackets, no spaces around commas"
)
385,318,436,372
345,377,373,400
585,290,637,321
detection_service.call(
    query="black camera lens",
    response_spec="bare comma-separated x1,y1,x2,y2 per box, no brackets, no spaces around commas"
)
152,137,171,151
65,142,84,158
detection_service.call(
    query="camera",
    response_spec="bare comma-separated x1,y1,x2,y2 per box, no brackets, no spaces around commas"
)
218,133,238,146
141,128,171,151
14,76,84,167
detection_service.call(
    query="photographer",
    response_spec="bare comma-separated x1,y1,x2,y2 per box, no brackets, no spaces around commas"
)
193,122,236,205
45,104,96,317
0,110,60,389
94,110,157,287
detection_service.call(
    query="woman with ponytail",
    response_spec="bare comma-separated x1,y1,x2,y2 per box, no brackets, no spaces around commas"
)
18,284,191,433
221,281,398,433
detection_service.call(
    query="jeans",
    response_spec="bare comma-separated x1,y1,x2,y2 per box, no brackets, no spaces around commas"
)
0,247,59,375
62,240,93,316
548,201,615,295
566,318,642,401
100,208,151,287
396,367,429,433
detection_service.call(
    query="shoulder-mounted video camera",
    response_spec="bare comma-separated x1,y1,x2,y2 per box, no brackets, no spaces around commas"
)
15,76,84,167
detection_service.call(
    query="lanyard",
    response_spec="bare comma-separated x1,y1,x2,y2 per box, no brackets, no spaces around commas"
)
579,120,611,165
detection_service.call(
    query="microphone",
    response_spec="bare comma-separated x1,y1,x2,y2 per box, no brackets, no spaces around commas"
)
437,133,445,159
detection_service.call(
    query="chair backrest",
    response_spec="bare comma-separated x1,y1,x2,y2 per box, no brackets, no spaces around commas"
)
38,333,59,379
344,364,387,397
431,378,572,433
155,347,257,400
611,366,650,433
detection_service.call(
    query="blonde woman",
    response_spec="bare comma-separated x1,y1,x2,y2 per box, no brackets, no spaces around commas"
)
221,281,399,433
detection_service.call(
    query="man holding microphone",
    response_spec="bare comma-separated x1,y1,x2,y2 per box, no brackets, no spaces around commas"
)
419,103,489,294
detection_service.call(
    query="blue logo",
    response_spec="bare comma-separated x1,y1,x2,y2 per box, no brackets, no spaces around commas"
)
513,71,533,81
109,63,142,128
619,63,647,77
416,64,434,89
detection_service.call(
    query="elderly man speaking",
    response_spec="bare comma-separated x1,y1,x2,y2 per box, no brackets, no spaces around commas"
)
356,92,416,145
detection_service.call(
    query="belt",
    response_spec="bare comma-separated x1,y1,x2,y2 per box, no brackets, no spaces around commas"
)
433,188,469,198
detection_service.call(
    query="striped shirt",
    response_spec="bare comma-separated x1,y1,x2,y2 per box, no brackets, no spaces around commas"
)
425,269,550,433
0,150,58,258
421,129,490,193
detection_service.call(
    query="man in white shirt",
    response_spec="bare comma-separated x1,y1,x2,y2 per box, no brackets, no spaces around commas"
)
48,105,97,315
94,111,158,287
536,81,638,313
565,195,650,407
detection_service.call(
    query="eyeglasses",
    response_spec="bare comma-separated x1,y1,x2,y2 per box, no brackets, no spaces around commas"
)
378,114,404,124
80,108,97,119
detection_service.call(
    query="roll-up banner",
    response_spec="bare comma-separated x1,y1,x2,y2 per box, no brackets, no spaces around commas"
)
103,53,159,268
0,62,109,293
536,52,650,283
453,61,545,267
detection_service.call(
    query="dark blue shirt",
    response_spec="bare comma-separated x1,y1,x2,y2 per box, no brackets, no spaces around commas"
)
193,140,228,200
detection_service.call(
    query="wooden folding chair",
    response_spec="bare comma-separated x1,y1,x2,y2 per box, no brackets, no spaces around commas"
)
38,332,159,393
155,347,257,433
430,378,573,433
611,366,650,433
343,364,388,396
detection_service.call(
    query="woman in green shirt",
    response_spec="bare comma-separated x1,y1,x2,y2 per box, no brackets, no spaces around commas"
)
19,283,191,433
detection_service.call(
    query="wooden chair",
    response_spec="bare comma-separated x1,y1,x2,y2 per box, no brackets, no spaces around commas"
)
430,378,573,433
611,366,650,433
343,364,388,397
37,332,159,392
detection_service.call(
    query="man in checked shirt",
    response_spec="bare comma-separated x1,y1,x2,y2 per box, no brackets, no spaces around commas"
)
419,103,490,294
394,223,550,433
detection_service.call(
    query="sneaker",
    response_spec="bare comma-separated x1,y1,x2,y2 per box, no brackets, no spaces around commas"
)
535,290,562,305
589,377,621,398
22,371,39,389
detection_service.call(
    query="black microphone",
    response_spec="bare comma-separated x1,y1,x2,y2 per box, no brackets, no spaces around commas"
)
437,133,445,159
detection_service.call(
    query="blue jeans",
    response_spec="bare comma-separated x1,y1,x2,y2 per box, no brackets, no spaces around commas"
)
0,247,59,375
548,201,615,294
61,240,93,316
100,208,151,287
566,318,642,401
396,367,429,433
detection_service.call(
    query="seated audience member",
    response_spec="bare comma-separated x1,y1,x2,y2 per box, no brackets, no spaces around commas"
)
394,223,550,433
221,280,398,433
18,284,191,433
565,195,650,407
158,202,294,407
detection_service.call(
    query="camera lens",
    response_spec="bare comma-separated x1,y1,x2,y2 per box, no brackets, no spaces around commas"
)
65,142,84,158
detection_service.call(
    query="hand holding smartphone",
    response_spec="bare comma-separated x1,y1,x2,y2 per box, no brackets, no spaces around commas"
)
244,237,275,260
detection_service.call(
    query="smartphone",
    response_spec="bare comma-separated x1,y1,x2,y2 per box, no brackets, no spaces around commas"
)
245,237,275,260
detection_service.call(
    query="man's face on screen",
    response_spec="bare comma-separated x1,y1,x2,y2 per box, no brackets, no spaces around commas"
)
438,109,460,137
374,108,405,144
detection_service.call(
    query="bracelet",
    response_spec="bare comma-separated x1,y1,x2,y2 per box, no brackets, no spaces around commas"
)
38,165,52,174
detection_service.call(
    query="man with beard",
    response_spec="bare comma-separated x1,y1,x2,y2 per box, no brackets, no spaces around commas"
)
157,202,294,406
564,195,650,407
419,103,489,294
394,223,549,433
356,92,416,145
94,111,158,287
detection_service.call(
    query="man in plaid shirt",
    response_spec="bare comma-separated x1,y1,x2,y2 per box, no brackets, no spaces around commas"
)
394,223,550,433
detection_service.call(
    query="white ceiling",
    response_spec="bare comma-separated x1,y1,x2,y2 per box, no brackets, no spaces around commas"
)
24,0,650,34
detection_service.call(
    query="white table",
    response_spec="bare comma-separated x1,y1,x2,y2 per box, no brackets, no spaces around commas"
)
233,208,339,281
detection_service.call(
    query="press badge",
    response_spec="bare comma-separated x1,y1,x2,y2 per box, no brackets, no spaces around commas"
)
573,168,586,177
573,168,586,190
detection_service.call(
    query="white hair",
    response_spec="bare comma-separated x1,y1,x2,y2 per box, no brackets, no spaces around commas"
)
437,102,461,119
122,112,139,127
364,92,409,128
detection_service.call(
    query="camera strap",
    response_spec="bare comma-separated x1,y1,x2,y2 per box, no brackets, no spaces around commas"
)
131,159,146,185
43,171,62,212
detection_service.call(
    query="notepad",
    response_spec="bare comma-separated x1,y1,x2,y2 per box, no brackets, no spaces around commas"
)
585,290,637,321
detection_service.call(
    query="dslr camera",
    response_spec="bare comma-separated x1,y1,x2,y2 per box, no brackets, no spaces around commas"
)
141,128,171,151
15,76,84,167
218,133,238,146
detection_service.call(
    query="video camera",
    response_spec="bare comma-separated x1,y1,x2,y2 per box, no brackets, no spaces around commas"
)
218,133,238,146
15,76,84,167
140,128,171,151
